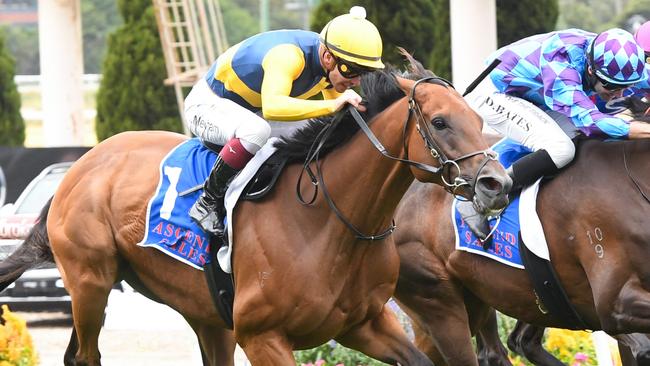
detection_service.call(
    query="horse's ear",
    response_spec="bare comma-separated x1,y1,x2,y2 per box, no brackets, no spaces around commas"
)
395,76,414,96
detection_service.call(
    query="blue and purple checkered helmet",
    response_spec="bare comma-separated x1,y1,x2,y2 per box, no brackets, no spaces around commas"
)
589,28,647,85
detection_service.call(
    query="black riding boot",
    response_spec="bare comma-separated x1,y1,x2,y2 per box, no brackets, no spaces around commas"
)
508,149,560,191
190,157,240,236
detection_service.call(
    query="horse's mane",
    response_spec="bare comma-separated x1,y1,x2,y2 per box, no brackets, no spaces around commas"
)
273,49,436,163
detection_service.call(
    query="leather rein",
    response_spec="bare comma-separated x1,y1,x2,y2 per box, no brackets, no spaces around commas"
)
623,143,650,204
297,76,497,240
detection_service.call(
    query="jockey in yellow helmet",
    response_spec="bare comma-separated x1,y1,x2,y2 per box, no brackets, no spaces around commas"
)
184,6,384,236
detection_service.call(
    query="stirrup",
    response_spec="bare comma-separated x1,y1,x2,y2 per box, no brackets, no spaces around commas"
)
479,216,501,250
457,201,492,244
190,197,226,236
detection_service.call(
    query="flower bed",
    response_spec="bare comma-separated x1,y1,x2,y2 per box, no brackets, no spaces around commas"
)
0,305,38,366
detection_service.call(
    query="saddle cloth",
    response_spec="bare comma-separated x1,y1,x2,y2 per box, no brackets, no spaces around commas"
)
453,138,550,268
138,137,279,273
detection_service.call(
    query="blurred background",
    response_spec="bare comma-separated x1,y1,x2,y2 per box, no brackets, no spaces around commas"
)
0,0,647,149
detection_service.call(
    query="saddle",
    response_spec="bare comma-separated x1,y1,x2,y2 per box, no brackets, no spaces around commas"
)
203,235,235,329
204,142,289,201
241,151,289,201
519,230,588,329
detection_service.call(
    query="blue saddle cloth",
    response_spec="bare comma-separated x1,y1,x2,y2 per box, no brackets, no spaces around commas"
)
138,138,218,270
453,138,531,268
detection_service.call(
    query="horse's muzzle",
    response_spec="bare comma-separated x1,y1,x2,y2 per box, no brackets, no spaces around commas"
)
473,172,512,213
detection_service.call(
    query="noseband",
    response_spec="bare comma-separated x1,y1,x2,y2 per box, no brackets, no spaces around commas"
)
297,76,498,240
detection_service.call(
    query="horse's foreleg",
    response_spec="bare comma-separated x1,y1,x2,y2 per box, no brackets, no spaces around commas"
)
618,342,639,366
614,333,650,366
475,309,512,366
410,319,446,365
406,302,479,366
238,331,296,365
393,242,477,366
64,328,79,366
335,305,434,366
507,321,563,366
186,318,236,366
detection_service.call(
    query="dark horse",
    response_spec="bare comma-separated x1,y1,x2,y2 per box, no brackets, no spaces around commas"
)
394,126,650,365
0,54,510,365
479,98,650,366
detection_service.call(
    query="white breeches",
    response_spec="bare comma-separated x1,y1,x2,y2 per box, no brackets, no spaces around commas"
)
466,83,575,168
184,79,271,152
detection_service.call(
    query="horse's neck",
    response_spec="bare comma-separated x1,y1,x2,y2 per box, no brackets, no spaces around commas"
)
321,100,414,238
483,133,503,146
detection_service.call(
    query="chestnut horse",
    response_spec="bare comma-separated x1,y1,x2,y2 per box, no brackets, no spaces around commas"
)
393,135,650,366
0,55,510,366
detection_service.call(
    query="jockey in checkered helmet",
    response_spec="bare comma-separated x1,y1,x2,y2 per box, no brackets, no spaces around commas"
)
587,28,647,89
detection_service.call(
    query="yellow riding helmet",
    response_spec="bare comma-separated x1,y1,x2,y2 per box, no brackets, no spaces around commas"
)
320,6,384,69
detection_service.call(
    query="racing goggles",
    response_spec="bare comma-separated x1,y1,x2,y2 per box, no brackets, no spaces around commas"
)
596,75,628,91
588,38,634,91
335,57,375,79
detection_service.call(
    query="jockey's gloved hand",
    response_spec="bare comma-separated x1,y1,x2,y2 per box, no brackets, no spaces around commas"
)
621,96,650,116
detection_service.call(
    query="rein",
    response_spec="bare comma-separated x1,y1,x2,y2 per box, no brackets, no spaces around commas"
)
296,76,497,240
296,107,396,241
623,143,650,204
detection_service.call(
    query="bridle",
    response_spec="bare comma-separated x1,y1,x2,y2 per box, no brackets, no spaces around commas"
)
404,77,498,196
297,76,498,240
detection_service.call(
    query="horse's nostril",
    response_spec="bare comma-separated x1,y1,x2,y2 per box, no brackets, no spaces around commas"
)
478,176,502,193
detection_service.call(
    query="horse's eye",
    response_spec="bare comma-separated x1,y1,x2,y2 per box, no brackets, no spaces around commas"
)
431,117,447,130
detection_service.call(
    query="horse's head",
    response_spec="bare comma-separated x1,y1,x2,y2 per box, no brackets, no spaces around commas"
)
393,52,511,213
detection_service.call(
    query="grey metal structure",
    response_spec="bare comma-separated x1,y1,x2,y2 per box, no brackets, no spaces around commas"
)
152,0,229,134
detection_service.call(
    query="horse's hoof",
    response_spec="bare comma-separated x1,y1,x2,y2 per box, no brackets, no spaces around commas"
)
637,350,650,366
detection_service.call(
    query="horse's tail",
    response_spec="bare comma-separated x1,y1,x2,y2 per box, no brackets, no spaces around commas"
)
0,197,54,291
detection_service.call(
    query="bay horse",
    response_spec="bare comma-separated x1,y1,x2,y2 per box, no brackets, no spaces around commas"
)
393,133,650,365
0,54,510,366
476,98,650,366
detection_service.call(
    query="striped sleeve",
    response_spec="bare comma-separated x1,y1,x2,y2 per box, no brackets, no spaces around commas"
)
541,61,630,138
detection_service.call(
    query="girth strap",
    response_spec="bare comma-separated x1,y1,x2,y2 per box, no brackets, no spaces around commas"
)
519,232,588,330
203,236,235,329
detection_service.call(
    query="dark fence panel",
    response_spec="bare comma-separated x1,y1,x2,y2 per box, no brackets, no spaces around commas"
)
0,146,91,203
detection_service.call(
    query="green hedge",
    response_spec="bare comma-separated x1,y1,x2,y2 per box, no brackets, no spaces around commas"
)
0,29,24,146
95,0,182,141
